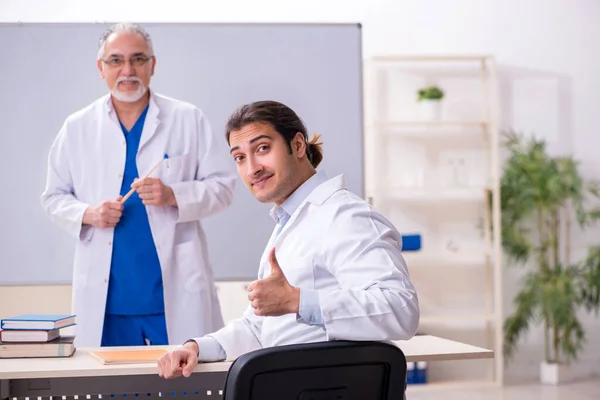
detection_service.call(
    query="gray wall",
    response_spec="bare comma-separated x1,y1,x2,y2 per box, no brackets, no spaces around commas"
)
0,22,364,284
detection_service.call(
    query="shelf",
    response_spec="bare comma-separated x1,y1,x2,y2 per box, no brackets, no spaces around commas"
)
403,252,488,268
420,314,495,324
386,187,487,203
377,121,486,128
365,53,502,387
370,55,493,62
376,121,487,142
369,55,494,78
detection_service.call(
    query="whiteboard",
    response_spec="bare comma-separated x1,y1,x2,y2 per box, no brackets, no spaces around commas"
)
0,22,364,285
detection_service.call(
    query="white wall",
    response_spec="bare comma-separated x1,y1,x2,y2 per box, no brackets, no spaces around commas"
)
2,0,600,383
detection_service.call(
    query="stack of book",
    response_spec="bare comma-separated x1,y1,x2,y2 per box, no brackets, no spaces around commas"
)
0,314,76,358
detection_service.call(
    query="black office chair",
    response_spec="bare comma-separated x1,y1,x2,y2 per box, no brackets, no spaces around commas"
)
221,340,407,400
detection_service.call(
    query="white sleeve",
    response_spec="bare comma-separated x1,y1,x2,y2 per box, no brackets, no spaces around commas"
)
198,305,264,361
40,120,94,241
170,109,236,223
193,336,226,362
316,201,420,341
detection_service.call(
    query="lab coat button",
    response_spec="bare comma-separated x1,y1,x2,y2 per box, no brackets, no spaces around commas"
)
108,241,112,246
104,278,108,283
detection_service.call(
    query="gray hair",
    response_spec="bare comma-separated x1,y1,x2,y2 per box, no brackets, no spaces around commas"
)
97,23,154,60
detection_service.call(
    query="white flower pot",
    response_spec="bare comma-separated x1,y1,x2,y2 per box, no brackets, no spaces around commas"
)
540,361,571,385
418,99,442,121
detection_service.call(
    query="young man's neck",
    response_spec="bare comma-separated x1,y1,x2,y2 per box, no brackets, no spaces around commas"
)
275,166,317,206
300,167,317,184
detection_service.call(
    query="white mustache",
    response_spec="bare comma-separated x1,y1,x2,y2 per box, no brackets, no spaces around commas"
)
117,76,142,84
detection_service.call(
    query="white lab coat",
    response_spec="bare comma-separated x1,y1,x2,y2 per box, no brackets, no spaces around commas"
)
204,174,419,361
41,90,237,347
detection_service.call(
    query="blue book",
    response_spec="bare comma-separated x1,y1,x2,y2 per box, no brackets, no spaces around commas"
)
1,314,76,330
401,234,422,251
406,362,416,384
415,361,428,384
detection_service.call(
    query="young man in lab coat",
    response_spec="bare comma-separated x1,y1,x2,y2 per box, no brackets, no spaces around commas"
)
157,100,419,379
41,23,236,347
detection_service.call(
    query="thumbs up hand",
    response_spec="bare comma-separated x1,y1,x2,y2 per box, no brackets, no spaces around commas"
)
247,248,300,317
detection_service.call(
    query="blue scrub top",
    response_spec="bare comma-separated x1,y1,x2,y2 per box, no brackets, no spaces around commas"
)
105,105,166,316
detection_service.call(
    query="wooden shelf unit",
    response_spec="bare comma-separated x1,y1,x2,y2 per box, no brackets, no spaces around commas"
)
363,54,503,387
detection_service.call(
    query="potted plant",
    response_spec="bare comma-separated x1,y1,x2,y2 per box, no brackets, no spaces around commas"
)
417,85,444,121
498,130,600,384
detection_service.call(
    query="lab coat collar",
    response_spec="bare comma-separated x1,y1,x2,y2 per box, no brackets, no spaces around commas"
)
269,170,329,223
103,88,161,150
268,171,347,222
264,170,346,253
306,173,346,205
102,88,161,123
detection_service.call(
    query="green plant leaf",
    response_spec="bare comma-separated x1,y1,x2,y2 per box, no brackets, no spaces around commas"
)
503,272,542,360
498,129,600,364
579,245,600,314
417,85,444,101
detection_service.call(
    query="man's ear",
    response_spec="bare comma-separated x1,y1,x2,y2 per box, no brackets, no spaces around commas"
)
150,56,156,76
97,59,105,78
292,132,307,159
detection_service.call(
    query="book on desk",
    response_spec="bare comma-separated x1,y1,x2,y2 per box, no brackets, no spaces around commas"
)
88,349,168,365
0,313,76,358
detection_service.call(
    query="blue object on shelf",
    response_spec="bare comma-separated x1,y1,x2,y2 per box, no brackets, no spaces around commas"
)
401,234,421,252
416,361,428,384
407,361,428,385
406,362,416,384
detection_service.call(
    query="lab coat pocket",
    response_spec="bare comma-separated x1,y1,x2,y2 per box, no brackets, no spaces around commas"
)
174,240,205,293
160,154,189,184
281,257,315,291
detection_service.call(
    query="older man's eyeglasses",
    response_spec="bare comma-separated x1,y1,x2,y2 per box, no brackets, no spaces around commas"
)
101,55,153,68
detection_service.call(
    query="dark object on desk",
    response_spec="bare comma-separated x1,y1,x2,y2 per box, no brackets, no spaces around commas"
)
221,340,407,400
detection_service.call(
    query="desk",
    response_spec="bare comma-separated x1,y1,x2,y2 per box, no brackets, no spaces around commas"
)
0,335,492,400
397,335,493,362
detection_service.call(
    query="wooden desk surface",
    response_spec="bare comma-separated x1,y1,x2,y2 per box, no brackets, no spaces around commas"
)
395,335,493,362
0,335,493,380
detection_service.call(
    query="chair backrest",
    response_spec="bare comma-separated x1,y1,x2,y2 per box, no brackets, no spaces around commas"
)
221,340,407,400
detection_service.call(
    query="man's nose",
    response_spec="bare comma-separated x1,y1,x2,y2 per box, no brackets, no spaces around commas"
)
246,157,263,178
121,60,134,75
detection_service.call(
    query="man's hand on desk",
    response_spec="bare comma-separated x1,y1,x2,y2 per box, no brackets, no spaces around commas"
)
157,341,199,379
247,247,300,317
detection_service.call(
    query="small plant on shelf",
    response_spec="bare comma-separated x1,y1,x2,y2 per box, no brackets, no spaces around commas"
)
416,85,444,121
498,129,600,384
417,85,444,101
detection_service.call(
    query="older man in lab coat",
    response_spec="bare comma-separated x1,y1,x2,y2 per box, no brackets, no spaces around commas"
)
41,23,236,348
157,100,420,379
